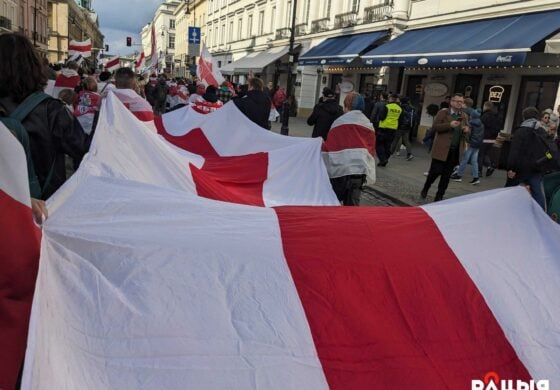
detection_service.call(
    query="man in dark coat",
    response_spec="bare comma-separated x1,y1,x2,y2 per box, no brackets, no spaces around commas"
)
307,87,343,140
233,77,271,129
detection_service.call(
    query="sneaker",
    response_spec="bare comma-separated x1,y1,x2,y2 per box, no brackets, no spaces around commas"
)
485,167,495,177
406,154,414,161
470,178,481,185
450,174,462,182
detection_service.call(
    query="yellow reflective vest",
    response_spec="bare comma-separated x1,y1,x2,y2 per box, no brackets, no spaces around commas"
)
379,103,402,130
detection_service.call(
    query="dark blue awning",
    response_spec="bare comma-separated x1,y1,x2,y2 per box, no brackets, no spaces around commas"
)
299,31,387,66
361,10,560,67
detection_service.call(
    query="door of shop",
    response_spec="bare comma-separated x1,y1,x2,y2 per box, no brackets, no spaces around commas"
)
454,74,482,107
405,75,427,139
514,76,560,126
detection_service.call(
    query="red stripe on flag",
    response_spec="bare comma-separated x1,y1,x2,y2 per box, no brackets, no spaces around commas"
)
322,124,376,155
0,190,41,390
189,152,268,206
68,45,91,53
155,117,219,157
132,110,154,122
275,206,531,389
54,75,81,89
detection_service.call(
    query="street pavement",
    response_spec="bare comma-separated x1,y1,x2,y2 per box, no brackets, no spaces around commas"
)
271,116,508,206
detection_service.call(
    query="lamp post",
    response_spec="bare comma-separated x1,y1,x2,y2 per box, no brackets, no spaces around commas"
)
33,0,38,47
280,0,298,136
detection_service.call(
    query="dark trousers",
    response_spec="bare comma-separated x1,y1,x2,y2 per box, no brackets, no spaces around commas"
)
478,143,497,172
330,175,365,206
422,148,459,201
376,128,396,163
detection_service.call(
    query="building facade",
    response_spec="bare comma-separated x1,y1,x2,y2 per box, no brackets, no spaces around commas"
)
174,0,206,78
0,0,49,56
47,0,103,66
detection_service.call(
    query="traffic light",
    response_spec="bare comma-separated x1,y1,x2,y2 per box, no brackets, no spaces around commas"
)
126,37,132,47
104,44,109,51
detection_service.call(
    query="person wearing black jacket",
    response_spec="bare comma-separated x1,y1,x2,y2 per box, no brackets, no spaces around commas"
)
0,33,89,200
307,88,343,140
479,101,502,177
233,77,271,129
506,107,548,209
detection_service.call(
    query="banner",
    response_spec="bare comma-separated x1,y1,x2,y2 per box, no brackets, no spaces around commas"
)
68,38,92,58
197,42,224,87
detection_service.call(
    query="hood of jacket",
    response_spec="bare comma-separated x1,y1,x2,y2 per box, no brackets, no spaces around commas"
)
520,118,540,129
318,99,342,115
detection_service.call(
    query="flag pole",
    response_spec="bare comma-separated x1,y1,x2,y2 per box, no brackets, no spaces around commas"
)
280,0,297,136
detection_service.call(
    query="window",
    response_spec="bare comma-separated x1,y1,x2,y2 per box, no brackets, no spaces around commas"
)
169,19,175,29
247,14,252,37
229,20,233,41
168,34,175,49
221,23,225,45
258,10,264,35
271,6,276,32
237,18,243,40
323,0,331,18
351,0,360,13
214,26,218,46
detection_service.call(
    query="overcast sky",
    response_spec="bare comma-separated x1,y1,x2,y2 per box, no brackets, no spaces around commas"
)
93,0,162,56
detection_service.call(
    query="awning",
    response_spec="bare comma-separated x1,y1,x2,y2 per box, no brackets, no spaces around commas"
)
220,46,291,75
362,10,560,67
298,31,387,66
545,32,560,54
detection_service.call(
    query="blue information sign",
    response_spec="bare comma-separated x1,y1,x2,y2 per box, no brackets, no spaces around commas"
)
188,27,201,44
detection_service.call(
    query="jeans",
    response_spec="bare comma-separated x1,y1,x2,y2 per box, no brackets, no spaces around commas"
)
456,146,479,178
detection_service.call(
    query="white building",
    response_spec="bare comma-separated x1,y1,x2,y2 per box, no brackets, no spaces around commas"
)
140,0,180,74
208,0,560,138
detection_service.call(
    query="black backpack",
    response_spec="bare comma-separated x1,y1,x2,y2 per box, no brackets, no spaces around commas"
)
0,92,55,198
533,127,560,172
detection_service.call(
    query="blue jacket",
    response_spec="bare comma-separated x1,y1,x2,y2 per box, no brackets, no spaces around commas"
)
465,107,484,148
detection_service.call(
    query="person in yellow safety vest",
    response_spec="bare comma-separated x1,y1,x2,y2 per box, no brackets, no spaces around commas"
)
375,94,402,167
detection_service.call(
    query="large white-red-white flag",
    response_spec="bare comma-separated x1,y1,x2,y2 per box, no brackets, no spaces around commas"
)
197,42,225,87
0,124,41,390
135,51,145,71
105,55,120,72
68,38,92,58
19,94,560,388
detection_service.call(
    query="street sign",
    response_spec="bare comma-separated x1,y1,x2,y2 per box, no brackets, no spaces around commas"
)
188,43,200,57
188,27,201,44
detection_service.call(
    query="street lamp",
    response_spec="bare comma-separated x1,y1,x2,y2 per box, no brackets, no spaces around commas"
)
281,0,298,136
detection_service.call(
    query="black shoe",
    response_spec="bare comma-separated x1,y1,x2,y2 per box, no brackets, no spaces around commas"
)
450,174,462,182
470,178,481,185
434,195,443,202
420,189,428,199
377,160,388,167
486,167,495,177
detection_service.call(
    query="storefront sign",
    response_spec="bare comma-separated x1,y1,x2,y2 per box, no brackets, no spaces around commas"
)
489,85,505,102
424,82,448,97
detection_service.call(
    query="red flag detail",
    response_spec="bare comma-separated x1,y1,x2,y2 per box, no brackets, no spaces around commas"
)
275,206,531,389
0,190,41,390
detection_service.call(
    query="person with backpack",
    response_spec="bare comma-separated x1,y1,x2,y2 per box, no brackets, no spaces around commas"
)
450,98,484,184
507,107,559,210
307,87,343,140
390,96,415,161
0,33,89,200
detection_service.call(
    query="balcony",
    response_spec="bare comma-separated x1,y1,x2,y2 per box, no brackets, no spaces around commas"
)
310,18,329,33
364,3,393,23
295,23,307,36
334,11,357,29
275,27,290,40
0,16,12,30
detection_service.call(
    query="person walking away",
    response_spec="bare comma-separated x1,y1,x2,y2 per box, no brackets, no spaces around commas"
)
451,98,483,184
325,93,376,206
369,92,387,131
192,85,224,114
420,93,469,201
375,94,402,166
52,60,81,98
307,87,343,140
74,76,100,135
478,101,501,177
233,77,271,129
390,96,415,160
506,107,552,210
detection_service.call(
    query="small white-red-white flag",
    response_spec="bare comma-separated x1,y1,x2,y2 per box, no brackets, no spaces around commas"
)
197,43,225,87
68,38,92,58
105,56,120,72
150,24,158,72
135,51,145,71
